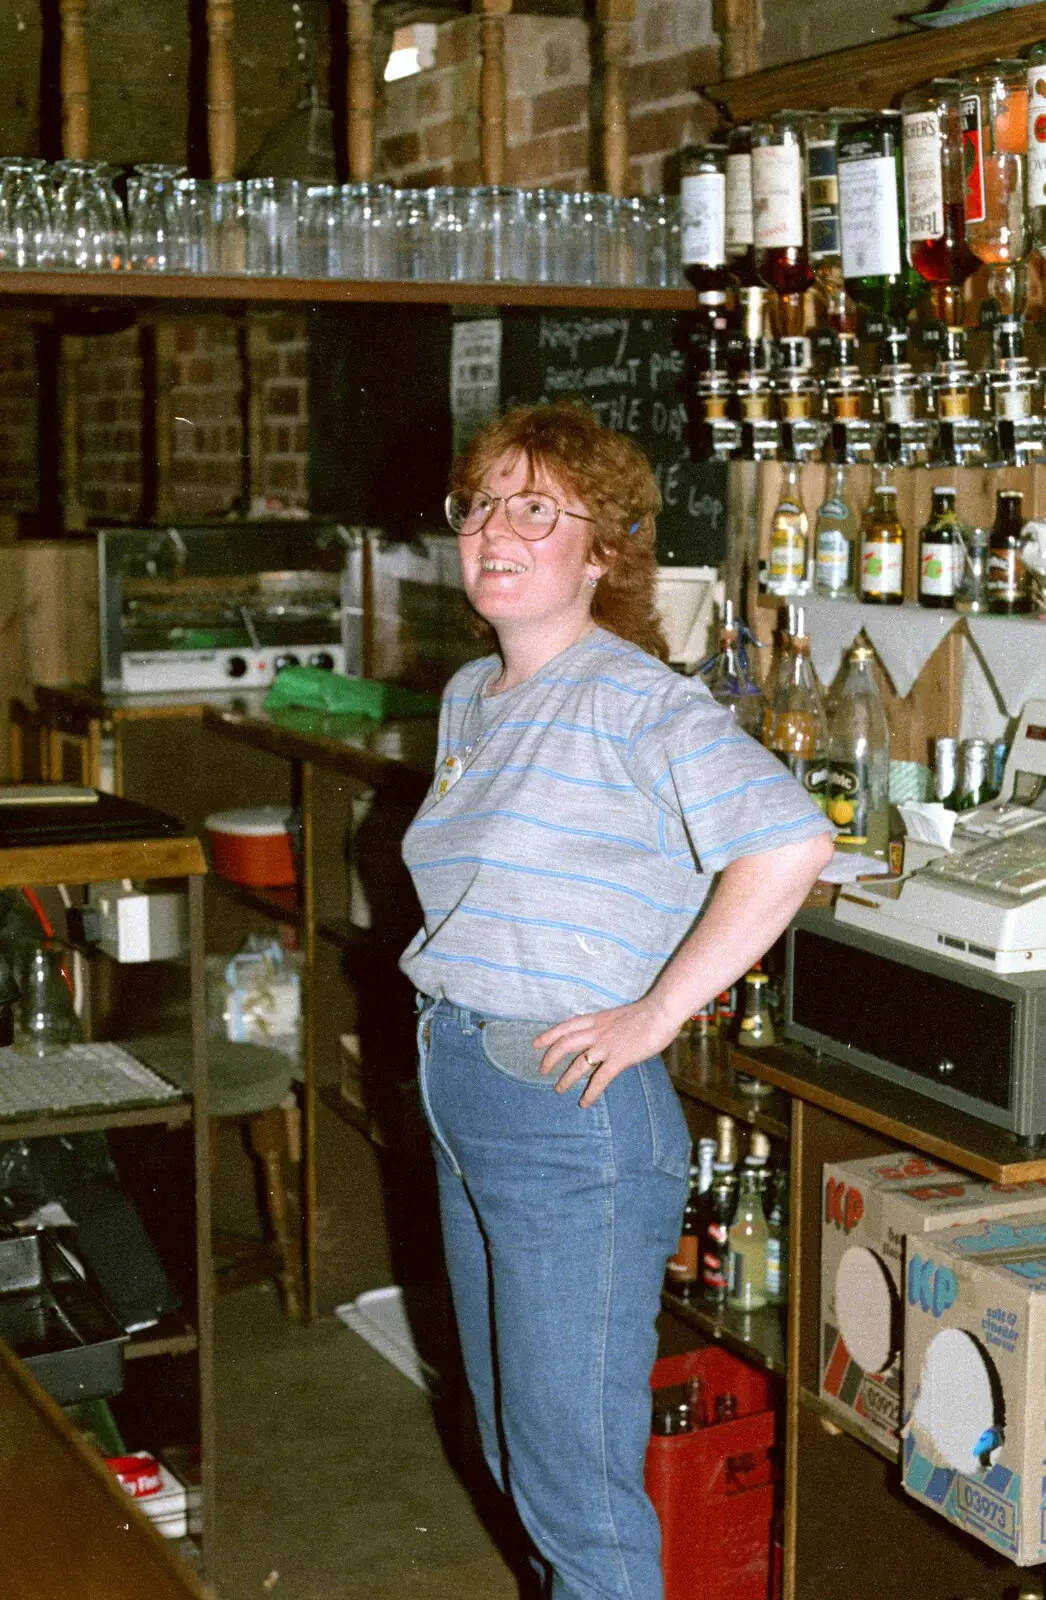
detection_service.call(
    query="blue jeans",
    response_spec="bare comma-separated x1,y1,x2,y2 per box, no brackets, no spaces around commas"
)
417,998,691,1600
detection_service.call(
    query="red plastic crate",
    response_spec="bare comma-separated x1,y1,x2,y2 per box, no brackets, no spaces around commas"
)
646,1347,776,1600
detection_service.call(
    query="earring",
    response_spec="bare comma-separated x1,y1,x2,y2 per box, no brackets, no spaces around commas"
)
586,576,599,588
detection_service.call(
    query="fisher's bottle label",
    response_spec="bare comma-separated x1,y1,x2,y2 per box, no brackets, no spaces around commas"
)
902,111,945,241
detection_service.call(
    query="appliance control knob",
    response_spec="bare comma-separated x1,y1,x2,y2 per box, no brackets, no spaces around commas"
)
274,654,300,672
308,652,335,670
937,1058,956,1078
226,656,248,679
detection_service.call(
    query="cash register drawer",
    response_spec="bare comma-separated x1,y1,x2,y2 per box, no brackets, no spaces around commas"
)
784,911,1046,1137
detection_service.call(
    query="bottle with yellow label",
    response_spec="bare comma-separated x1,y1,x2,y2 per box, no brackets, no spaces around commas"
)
824,641,891,858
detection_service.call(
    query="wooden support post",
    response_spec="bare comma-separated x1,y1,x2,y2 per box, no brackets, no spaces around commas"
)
596,0,634,198
714,0,762,80
476,0,511,186
59,334,87,533
59,0,91,159
347,0,376,181
207,0,237,181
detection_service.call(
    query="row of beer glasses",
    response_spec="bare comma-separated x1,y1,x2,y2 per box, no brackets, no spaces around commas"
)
0,158,684,287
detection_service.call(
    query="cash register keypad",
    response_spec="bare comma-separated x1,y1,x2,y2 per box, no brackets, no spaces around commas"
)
924,821,1046,898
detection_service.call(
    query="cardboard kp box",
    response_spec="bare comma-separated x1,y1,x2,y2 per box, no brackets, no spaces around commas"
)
902,1209,1046,1565
820,1152,1046,1454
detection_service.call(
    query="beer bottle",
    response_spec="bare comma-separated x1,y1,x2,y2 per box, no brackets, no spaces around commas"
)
765,1165,790,1305
666,1137,716,1299
813,464,858,600
859,479,905,604
918,486,960,610
766,465,810,597
701,1116,738,1306
987,488,1031,614
956,737,991,811
726,1167,769,1312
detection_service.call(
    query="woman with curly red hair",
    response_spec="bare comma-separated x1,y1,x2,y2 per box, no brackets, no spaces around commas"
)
401,402,832,1598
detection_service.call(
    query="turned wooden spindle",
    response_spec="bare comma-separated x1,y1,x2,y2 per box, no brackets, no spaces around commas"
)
715,0,761,80
59,0,91,159
476,0,511,186
207,0,237,181
596,0,634,198
347,0,376,181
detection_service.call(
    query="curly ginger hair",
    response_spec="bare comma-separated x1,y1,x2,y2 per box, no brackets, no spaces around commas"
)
449,401,669,662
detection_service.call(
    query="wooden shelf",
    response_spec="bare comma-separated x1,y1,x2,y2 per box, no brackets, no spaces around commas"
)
702,0,1046,120
0,1099,192,1142
0,270,695,314
0,836,206,889
798,1387,898,1464
661,1288,787,1376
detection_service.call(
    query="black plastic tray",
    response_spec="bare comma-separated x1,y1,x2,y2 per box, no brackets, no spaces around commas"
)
0,1232,127,1404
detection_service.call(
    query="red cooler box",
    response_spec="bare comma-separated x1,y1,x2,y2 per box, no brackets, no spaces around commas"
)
646,1346,776,1600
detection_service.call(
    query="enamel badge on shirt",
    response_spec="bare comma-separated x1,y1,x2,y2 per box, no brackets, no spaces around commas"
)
436,755,464,797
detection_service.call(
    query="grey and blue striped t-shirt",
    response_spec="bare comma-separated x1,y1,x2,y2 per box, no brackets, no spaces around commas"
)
400,627,832,1021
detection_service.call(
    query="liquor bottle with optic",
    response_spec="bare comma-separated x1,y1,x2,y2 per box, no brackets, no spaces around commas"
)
1025,41,1046,251
961,61,1028,280
805,111,855,332
752,111,812,334
725,124,759,288
839,111,918,337
680,144,738,332
900,78,979,324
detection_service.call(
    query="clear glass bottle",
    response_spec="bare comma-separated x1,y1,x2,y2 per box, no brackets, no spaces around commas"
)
961,61,1029,284
859,479,905,605
699,599,767,739
760,603,796,745
725,124,758,286
752,111,812,333
988,487,1032,613
765,1165,790,1305
737,969,775,1050
918,486,960,610
765,465,809,596
825,640,890,859
767,606,828,809
726,1167,769,1312
666,1137,717,1299
900,79,979,324
838,111,914,336
680,144,738,332
934,735,959,807
814,465,858,599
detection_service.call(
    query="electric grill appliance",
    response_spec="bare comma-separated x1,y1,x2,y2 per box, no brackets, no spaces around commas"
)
99,523,364,694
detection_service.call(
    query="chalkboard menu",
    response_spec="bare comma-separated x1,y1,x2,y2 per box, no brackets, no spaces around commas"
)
309,304,727,565
500,309,728,567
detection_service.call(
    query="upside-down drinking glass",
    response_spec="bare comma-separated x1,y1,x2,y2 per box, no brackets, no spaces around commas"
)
129,163,186,271
0,158,54,269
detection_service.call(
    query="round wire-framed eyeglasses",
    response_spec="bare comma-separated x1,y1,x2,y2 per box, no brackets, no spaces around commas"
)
444,488,598,542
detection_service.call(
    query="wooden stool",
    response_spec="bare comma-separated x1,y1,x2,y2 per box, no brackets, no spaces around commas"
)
124,1035,305,1321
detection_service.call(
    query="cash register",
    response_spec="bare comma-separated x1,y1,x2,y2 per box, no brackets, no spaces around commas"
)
785,701,1046,1142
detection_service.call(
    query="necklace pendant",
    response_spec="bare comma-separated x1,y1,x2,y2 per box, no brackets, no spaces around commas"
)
437,754,464,797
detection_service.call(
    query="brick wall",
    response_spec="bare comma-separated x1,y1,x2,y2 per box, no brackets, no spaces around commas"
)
170,318,244,520
254,314,310,511
0,323,38,523
376,0,719,195
78,328,144,523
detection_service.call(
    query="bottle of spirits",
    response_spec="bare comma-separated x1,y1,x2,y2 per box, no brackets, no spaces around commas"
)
680,144,738,332
765,1164,790,1305
765,465,809,597
805,111,854,332
699,599,767,739
701,1115,738,1306
767,606,828,809
839,111,915,337
900,78,979,324
918,486,960,610
752,110,812,334
666,1136,717,1299
824,641,891,859
1027,42,1046,252
961,59,1029,316
726,1167,769,1312
988,488,1032,614
859,479,905,605
814,465,857,599
725,124,758,287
